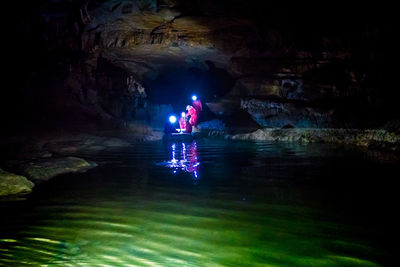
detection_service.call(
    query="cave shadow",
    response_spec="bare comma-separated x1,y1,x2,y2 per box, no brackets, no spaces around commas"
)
144,60,235,113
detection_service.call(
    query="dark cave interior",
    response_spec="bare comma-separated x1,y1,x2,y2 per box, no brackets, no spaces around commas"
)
2,0,396,134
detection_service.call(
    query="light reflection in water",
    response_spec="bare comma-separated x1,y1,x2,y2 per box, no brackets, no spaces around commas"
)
158,141,200,180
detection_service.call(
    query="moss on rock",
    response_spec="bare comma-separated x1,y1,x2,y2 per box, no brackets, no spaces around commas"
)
0,168,34,196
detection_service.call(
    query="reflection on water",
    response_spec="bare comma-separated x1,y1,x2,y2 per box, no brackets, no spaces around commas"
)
0,140,397,266
157,141,200,180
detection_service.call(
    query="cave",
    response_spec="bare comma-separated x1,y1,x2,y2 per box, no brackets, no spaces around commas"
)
0,1,398,266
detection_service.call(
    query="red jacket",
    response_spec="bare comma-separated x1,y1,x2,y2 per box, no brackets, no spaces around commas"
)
192,100,202,113
188,107,198,126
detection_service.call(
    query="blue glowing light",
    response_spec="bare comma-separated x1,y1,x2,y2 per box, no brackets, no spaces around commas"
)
192,95,197,101
169,115,177,124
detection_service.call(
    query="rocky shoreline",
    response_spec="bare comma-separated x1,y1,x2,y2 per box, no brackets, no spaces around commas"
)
243,128,400,151
0,132,138,198
199,127,400,152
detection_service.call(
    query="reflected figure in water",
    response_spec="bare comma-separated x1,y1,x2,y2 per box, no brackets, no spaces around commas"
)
158,141,200,179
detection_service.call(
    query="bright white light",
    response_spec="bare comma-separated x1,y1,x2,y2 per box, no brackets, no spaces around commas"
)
169,115,177,123
181,112,186,117
192,95,197,101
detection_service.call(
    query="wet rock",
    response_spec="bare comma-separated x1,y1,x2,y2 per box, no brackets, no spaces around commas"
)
16,157,97,182
0,168,34,196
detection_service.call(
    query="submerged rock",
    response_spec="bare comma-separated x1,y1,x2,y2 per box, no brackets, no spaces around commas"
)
16,157,97,182
0,168,34,196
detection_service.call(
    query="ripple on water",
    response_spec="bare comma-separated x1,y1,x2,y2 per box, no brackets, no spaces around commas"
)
1,140,395,266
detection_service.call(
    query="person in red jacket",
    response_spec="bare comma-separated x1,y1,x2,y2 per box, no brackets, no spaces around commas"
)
179,111,193,133
186,105,198,127
191,95,202,115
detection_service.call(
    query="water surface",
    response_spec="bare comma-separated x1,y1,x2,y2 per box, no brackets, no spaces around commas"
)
1,140,398,266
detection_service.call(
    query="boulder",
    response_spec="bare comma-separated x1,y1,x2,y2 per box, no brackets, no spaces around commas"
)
0,168,34,196
16,157,97,182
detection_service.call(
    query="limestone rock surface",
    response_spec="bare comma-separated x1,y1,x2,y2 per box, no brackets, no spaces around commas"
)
0,168,34,196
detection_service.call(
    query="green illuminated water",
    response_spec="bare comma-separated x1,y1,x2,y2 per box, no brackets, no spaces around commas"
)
0,140,397,266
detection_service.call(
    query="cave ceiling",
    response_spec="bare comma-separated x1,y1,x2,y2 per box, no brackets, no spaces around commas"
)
81,0,259,78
